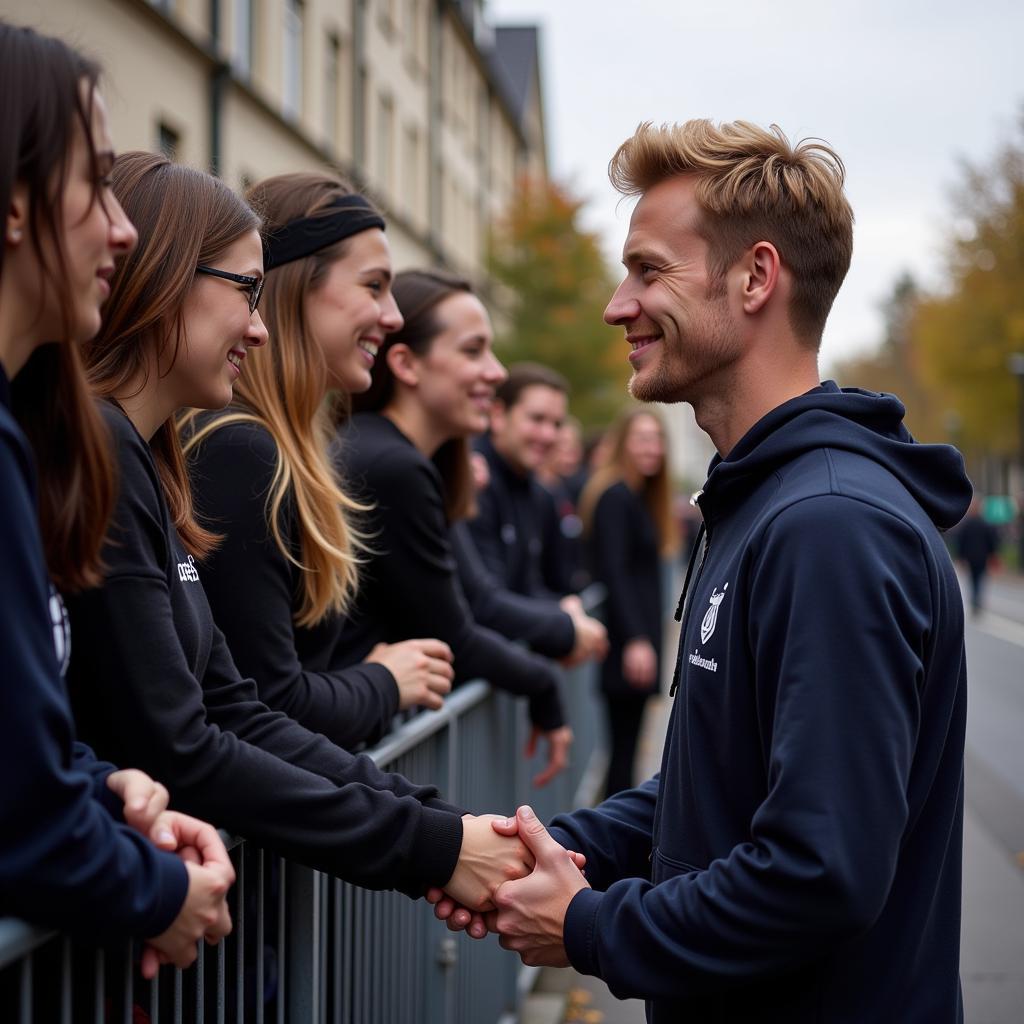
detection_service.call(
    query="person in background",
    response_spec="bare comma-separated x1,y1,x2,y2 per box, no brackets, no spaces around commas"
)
955,497,1000,614
339,270,573,787
0,21,231,977
579,408,678,797
538,416,590,592
470,363,576,598
67,151,527,912
183,171,453,750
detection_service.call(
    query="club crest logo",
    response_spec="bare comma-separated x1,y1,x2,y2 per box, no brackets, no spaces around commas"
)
700,583,729,644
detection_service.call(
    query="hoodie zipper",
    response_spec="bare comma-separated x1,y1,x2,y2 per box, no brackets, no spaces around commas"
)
669,493,711,698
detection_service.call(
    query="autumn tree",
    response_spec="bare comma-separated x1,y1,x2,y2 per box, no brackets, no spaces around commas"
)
911,112,1024,461
488,177,630,427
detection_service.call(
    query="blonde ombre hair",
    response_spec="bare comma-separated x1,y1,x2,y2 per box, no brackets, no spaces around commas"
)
609,120,854,344
182,172,372,627
579,408,679,558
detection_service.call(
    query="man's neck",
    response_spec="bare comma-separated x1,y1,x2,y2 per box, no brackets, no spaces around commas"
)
692,351,821,458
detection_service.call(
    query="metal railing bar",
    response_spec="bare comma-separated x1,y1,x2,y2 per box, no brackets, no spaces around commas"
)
0,920,53,970
18,950,30,1024
366,680,489,766
61,936,72,1024
94,947,104,1024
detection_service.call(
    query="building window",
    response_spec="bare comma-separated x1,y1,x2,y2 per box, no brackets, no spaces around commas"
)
157,121,180,161
282,0,304,121
377,93,394,196
233,0,254,77
324,34,340,149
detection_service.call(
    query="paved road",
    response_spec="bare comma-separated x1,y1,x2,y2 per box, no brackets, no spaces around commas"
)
961,571,1024,1022
540,573,1024,1023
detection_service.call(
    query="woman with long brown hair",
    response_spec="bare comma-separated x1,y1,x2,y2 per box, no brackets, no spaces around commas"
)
182,172,453,750
338,268,573,788
66,152,525,906
579,407,678,796
0,22,231,973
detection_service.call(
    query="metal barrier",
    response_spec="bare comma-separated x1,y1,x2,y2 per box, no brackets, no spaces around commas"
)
0,650,603,1022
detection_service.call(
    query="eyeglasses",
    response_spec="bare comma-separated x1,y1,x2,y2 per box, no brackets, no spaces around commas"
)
195,265,265,314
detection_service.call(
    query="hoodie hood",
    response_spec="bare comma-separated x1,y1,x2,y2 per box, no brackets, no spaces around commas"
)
702,381,972,532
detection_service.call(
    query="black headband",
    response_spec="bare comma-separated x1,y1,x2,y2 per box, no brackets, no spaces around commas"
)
263,194,386,270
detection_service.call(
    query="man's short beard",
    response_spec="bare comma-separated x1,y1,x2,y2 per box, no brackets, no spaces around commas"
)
628,357,680,404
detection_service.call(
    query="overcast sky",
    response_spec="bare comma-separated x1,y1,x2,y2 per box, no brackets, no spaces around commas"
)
490,0,1023,370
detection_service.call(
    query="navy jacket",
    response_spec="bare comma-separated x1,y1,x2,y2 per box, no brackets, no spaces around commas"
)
550,384,971,1023
0,370,186,938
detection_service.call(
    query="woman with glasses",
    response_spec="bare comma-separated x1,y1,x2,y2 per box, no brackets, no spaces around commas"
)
64,151,528,908
0,24,232,974
338,269,573,788
182,172,454,750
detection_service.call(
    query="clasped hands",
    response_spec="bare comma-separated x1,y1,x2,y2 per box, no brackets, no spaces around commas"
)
106,769,234,978
439,807,590,967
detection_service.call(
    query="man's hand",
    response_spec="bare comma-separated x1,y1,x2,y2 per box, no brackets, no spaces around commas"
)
426,819,585,939
106,769,176,848
526,725,572,788
138,814,236,978
622,638,657,688
443,814,534,911
366,638,454,711
488,805,589,967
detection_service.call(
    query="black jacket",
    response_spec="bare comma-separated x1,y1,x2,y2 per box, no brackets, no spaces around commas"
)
450,520,576,659
590,480,662,696
550,384,970,1023
470,434,571,598
0,371,186,938
66,404,463,896
334,413,565,730
187,416,399,748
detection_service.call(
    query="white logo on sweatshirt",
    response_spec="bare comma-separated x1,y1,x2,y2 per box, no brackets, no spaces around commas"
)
700,582,729,644
177,554,200,583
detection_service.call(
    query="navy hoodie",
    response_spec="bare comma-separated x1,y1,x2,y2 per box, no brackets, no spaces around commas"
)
550,384,971,1023
0,367,186,938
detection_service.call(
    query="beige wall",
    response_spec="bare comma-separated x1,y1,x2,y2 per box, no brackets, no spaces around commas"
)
0,0,544,285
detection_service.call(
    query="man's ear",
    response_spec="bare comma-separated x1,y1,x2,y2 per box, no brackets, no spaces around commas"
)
386,342,420,387
6,183,28,248
737,240,781,316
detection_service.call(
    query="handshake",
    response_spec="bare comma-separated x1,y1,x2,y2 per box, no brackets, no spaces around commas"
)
433,806,591,967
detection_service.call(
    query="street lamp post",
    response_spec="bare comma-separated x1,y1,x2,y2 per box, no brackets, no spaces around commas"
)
1009,353,1024,570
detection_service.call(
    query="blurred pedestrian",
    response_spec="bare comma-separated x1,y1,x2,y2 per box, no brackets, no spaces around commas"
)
956,497,1000,614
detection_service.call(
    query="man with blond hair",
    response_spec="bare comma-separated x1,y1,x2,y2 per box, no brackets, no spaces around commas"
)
432,120,970,1022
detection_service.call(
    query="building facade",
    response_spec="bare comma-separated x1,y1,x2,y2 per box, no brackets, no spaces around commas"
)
2,0,547,282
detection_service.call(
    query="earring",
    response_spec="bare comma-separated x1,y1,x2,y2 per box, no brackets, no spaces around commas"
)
7,228,22,243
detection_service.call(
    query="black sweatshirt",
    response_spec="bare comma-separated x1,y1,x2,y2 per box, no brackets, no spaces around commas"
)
187,416,399,748
450,520,575,659
333,413,566,731
590,480,663,696
469,434,572,598
65,404,464,896
0,371,186,938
